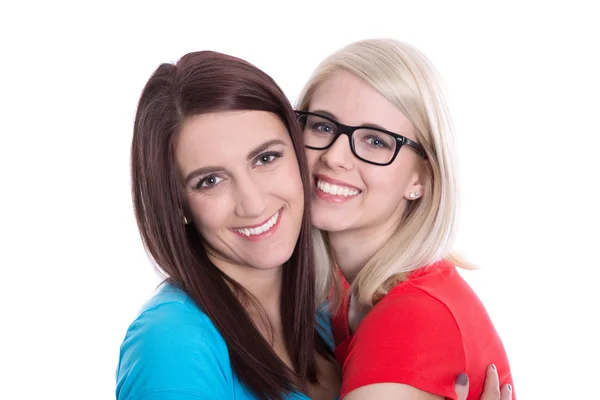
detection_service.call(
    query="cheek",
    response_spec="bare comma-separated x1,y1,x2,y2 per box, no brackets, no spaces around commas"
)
304,150,320,175
362,164,410,197
188,196,231,232
273,158,305,204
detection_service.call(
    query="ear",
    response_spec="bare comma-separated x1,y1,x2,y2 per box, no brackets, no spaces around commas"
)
403,166,425,201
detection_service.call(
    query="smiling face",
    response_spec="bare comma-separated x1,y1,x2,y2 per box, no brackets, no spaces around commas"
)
305,69,425,236
175,110,304,273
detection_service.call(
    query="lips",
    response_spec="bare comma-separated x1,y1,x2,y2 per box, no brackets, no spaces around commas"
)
314,174,361,199
231,208,282,238
316,179,360,197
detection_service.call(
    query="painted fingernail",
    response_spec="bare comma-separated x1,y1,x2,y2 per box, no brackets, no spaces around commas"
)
491,364,497,371
507,384,512,392
455,373,468,386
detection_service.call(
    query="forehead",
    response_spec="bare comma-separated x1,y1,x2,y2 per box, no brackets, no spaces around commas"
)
175,110,289,169
310,69,413,135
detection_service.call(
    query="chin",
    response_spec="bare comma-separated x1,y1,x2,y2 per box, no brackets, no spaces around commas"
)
249,245,296,270
312,213,354,233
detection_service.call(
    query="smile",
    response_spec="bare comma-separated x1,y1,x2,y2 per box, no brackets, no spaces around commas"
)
231,209,281,237
316,179,360,197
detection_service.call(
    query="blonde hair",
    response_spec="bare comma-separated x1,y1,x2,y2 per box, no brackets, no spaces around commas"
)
298,38,473,308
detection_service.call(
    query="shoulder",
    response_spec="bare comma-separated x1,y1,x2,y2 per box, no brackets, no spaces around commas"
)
362,274,461,337
116,283,233,400
351,281,465,367
366,260,480,334
120,282,226,356
354,263,466,366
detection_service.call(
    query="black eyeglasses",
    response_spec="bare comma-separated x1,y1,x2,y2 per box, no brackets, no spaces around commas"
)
295,111,427,166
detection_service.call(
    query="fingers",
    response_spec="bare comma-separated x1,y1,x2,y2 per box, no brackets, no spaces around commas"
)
455,364,512,400
480,364,501,400
500,383,513,400
454,373,469,400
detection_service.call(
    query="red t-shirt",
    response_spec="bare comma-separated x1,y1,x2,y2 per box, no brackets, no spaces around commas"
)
331,260,514,399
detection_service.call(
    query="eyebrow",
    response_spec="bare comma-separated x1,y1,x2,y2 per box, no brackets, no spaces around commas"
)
183,138,286,186
183,166,222,186
311,109,391,131
247,139,286,161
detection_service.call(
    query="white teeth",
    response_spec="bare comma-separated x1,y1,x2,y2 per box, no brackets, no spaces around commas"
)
316,179,359,197
234,210,280,236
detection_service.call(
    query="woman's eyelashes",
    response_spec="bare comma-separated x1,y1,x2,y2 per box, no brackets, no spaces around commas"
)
195,175,224,190
192,151,284,191
254,151,283,167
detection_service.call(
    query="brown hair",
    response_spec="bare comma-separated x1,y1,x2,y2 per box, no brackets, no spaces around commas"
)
131,51,328,399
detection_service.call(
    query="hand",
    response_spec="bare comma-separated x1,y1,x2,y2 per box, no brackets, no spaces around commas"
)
454,364,513,400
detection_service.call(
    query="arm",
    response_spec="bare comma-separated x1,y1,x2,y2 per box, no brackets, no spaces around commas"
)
344,383,443,400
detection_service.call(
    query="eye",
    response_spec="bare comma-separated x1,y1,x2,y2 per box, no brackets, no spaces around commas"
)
363,135,390,149
195,175,223,189
313,122,335,134
255,151,282,166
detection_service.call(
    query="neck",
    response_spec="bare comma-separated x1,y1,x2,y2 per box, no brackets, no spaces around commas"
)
207,253,283,318
238,267,283,315
328,216,399,284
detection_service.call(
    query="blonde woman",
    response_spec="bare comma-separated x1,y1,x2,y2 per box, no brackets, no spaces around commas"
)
297,39,514,399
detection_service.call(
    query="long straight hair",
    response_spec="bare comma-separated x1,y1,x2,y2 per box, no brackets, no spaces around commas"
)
131,51,328,399
297,39,473,308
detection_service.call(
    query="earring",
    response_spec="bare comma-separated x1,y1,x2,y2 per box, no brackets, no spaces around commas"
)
184,216,189,225
409,192,420,199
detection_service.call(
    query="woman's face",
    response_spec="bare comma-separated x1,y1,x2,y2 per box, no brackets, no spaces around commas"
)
175,110,305,272
304,70,425,236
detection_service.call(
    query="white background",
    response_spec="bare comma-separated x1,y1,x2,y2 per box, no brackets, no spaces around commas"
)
1,1,598,399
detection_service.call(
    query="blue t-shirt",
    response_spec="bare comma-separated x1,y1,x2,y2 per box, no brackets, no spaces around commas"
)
116,282,336,400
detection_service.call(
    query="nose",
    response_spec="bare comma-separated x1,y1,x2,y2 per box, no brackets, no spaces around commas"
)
320,134,354,171
234,175,267,218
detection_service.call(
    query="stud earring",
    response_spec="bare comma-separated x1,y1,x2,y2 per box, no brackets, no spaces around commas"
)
409,192,420,199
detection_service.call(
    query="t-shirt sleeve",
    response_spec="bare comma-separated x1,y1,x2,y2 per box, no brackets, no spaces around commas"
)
340,287,466,399
116,302,231,400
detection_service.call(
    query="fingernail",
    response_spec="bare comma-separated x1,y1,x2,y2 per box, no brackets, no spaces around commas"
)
491,364,497,371
507,384,512,392
455,373,468,386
